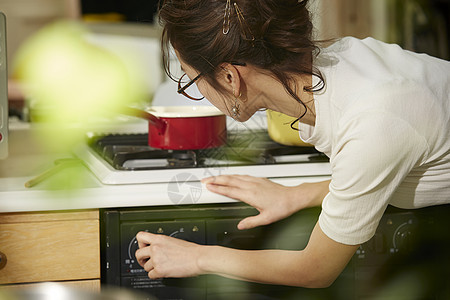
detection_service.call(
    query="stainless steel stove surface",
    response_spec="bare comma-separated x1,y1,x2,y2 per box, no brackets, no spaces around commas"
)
75,130,331,185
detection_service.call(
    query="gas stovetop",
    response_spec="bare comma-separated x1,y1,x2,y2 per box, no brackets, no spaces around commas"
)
74,130,331,185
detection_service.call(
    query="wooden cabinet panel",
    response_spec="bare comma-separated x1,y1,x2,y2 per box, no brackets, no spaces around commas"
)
0,279,101,293
0,210,100,284
0,210,99,224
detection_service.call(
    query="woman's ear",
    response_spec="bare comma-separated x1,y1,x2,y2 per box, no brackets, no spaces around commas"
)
218,63,241,97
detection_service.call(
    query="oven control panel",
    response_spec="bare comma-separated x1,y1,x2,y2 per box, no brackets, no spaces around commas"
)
117,220,206,299
102,204,450,300
352,206,450,298
354,211,419,266
121,221,206,276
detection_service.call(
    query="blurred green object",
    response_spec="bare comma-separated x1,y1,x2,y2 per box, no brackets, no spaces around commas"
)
11,20,148,153
13,20,147,124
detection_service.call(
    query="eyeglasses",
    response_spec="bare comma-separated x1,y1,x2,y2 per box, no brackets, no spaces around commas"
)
177,62,247,101
177,73,204,101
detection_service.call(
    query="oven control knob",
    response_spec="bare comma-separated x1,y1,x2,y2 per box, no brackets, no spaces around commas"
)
169,227,186,239
392,220,415,253
128,237,140,261
168,226,201,241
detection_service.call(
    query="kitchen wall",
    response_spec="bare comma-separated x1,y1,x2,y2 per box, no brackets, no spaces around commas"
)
312,0,449,60
3,0,449,71
311,0,385,40
3,0,448,108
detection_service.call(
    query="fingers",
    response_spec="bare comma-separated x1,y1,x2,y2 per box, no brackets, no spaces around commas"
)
135,233,160,278
202,174,259,185
136,232,156,268
135,245,151,268
135,248,161,280
148,269,162,280
202,175,263,201
237,214,271,230
144,258,154,273
136,231,154,249
204,182,245,200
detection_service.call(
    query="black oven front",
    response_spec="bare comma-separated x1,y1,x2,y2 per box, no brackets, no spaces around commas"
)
101,203,450,300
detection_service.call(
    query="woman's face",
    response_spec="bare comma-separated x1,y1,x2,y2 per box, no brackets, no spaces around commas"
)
176,54,259,122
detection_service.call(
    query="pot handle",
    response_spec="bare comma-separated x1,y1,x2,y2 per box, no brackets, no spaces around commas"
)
122,107,166,131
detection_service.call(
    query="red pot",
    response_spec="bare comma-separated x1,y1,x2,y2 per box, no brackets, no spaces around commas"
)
125,106,227,150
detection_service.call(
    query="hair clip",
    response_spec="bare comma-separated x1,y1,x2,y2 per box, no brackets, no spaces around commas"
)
222,0,231,35
233,3,255,44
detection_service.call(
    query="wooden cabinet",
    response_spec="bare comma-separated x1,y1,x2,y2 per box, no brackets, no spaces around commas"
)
0,210,100,292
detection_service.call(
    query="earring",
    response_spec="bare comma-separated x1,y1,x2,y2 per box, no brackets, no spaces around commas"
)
231,91,242,119
232,97,240,118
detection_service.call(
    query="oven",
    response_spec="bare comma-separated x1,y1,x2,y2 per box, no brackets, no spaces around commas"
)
101,203,450,300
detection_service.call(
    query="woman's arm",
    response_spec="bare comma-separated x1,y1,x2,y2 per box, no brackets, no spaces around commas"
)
202,175,331,229
136,222,358,288
135,176,355,287
197,222,358,288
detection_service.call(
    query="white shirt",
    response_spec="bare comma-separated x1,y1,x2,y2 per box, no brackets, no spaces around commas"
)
299,37,450,245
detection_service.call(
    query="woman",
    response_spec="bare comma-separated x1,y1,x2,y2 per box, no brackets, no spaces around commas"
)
136,0,450,288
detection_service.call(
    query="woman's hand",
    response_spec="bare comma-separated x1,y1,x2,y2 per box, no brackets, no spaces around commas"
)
135,231,203,279
202,175,330,230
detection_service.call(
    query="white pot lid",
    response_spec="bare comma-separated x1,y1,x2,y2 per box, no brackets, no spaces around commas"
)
147,106,225,118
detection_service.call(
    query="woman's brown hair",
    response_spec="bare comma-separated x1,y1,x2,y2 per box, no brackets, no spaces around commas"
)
158,0,325,126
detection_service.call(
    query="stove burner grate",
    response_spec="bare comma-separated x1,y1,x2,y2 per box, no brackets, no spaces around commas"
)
87,131,327,171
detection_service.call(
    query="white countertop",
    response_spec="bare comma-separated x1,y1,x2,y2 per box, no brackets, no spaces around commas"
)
0,120,330,213
0,171,330,213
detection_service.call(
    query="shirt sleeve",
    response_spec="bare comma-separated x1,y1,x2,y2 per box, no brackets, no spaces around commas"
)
318,111,429,245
